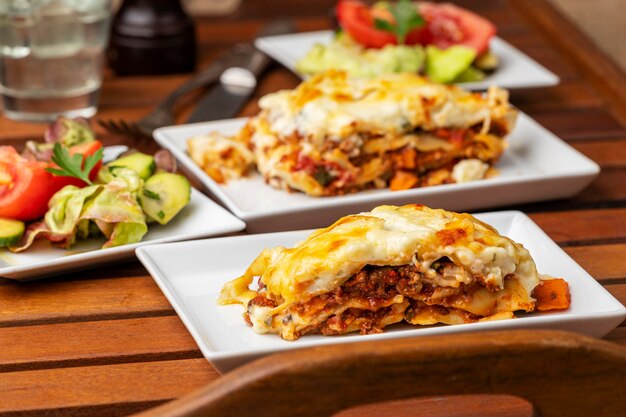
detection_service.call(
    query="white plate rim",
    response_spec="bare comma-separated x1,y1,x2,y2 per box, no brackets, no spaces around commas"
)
254,30,560,90
153,114,600,223
0,188,246,280
136,210,626,368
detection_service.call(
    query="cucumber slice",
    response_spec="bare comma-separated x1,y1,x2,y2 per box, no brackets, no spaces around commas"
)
0,218,25,247
107,152,156,180
139,173,191,225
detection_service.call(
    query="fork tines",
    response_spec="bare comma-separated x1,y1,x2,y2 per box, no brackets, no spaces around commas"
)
98,118,152,139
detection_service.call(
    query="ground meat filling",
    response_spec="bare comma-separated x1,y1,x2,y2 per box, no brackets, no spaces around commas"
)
271,123,503,196
318,306,395,336
312,263,481,335
244,260,495,336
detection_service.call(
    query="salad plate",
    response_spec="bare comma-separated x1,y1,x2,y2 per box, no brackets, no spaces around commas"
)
255,30,560,90
153,113,599,233
0,189,246,281
136,211,626,373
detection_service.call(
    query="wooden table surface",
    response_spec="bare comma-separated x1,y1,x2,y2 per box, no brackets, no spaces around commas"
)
1,0,625,416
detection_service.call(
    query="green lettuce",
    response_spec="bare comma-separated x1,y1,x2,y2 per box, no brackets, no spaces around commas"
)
81,178,147,248
44,185,101,246
296,35,424,78
12,174,148,252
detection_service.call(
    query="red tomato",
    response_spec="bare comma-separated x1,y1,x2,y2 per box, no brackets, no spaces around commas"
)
0,147,57,221
336,1,495,54
0,141,103,221
410,3,496,55
336,0,396,48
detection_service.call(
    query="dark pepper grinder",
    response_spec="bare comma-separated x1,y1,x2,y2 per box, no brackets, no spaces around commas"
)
108,0,197,75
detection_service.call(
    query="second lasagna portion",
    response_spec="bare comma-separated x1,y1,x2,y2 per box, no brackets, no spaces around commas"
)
219,205,558,341
188,70,517,196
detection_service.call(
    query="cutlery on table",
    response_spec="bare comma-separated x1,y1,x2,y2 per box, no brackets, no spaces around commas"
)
98,20,296,139
185,20,295,123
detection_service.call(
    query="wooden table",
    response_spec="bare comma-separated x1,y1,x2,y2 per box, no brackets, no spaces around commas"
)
1,1,625,415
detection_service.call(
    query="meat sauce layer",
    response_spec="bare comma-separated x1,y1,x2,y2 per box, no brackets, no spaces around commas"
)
245,261,490,336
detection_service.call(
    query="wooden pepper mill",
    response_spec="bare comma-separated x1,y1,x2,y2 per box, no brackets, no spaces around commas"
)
108,0,197,75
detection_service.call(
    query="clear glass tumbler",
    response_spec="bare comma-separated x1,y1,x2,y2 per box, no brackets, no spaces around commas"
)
0,0,112,122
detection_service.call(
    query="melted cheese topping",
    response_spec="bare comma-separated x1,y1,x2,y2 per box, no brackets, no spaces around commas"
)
257,71,515,146
220,205,540,311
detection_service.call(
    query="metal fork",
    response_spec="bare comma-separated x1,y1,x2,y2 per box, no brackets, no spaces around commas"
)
98,48,248,139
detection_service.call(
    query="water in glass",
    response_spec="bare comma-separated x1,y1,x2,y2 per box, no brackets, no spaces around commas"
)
0,0,112,122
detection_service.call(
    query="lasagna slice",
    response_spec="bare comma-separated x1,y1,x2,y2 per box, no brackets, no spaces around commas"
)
189,70,517,196
219,205,569,341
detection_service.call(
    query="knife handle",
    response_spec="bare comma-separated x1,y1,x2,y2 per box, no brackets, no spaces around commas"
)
159,20,296,109
228,20,297,79
160,55,233,109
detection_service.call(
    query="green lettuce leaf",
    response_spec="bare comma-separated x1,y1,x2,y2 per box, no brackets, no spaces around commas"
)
45,185,101,243
12,174,147,251
81,178,147,248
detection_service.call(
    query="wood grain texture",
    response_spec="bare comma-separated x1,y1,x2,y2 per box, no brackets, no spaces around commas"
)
564,244,626,282
334,395,534,417
570,169,626,204
511,81,604,112
529,209,626,245
0,359,217,415
0,316,200,372
511,0,626,126
605,284,626,312
530,108,625,140
131,330,626,417
0,276,172,327
572,139,626,167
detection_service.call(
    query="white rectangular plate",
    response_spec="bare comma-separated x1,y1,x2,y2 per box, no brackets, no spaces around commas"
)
137,211,626,373
154,114,599,232
255,30,560,90
0,189,246,280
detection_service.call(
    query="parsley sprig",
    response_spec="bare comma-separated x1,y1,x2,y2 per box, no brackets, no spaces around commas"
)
46,143,103,186
374,0,424,44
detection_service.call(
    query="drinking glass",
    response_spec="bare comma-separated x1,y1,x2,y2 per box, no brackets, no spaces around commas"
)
0,0,112,122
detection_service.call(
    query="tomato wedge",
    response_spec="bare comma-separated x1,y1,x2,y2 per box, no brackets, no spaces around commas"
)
337,0,396,48
0,141,103,221
336,1,496,54
411,3,496,54
0,147,56,221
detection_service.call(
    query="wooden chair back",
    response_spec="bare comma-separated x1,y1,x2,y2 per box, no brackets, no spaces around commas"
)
132,330,626,417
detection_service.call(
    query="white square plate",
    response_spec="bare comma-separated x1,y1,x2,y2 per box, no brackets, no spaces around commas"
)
154,114,599,232
0,189,246,280
255,30,560,90
136,211,626,373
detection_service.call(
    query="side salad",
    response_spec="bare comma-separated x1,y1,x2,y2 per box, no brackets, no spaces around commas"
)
296,0,499,83
0,117,191,252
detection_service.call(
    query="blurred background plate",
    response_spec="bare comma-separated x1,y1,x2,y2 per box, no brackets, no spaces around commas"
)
255,31,560,90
